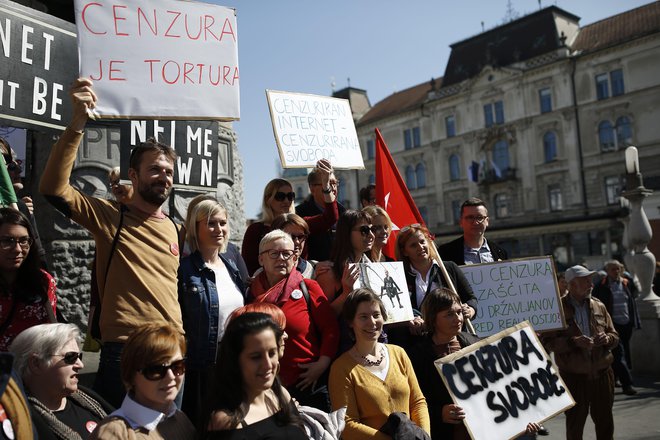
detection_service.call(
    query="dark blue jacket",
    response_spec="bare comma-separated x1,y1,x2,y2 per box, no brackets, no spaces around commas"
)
178,251,246,370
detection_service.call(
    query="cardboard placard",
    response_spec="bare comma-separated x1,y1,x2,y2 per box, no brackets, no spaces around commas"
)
460,257,566,336
351,261,414,324
436,322,575,440
266,89,364,169
74,0,239,120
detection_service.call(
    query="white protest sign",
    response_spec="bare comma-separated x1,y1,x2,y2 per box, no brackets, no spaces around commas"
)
351,262,414,324
436,322,575,440
73,0,239,120
460,257,566,336
266,90,364,169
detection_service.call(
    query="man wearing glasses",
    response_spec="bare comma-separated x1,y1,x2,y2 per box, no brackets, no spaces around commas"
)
296,167,345,262
439,197,508,266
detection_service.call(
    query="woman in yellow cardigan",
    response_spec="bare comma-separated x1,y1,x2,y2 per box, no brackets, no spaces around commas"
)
329,288,430,440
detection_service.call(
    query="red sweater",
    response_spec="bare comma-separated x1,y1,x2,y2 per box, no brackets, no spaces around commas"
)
250,271,339,387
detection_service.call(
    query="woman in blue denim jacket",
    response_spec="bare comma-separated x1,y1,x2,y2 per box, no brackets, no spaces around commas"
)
178,197,246,428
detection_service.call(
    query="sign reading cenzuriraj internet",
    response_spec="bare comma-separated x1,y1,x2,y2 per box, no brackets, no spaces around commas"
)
73,0,239,120
266,90,365,169
460,256,566,336
436,322,574,440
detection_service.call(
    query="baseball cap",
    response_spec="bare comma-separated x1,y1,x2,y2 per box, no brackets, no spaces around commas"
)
565,265,596,283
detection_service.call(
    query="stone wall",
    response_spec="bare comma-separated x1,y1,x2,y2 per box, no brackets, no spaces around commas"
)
28,124,245,328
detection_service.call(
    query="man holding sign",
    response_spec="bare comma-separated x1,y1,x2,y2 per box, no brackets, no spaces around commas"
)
544,265,619,440
39,78,183,407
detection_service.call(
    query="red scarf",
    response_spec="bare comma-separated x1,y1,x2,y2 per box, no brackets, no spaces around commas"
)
251,269,305,307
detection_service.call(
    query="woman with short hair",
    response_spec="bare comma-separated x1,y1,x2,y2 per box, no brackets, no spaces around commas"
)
90,322,195,439
271,213,315,278
10,323,112,440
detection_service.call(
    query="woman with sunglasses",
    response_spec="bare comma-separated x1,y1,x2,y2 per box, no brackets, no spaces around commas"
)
91,322,195,439
316,210,374,316
248,230,339,412
178,197,246,428
241,159,338,275
271,213,315,278
204,312,306,439
392,224,477,349
361,206,394,262
10,323,113,440
0,207,56,352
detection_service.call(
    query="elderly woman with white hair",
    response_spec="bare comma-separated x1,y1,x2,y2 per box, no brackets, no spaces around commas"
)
9,323,112,440
248,230,339,412
178,196,246,426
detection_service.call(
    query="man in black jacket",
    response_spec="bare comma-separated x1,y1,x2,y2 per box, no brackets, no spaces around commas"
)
438,197,507,265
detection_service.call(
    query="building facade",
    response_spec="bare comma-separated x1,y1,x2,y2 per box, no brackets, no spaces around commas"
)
349,3,660,269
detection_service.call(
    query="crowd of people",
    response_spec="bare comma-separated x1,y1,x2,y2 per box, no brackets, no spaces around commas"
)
0,77,644,440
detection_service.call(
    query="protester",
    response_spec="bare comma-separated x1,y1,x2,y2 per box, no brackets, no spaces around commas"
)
438,197,508,265
593,259,641,395
362,205,394,262
408,288,541,439
243,160,338,275
271,213,315,278
359,184,376,208
91,323,195,439
203,312,306,439
39,78,184,407
179,197,245,426
544,265,619,440
316,209,374,315
0,352,35,440
249,230,339,411
392,223,476,349
10,323,112,440
296,164,345,262
0,208,56,351
228,303,288,358
328,288,430,439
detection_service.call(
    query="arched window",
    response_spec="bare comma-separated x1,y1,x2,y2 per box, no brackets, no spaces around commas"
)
494,193,510,218
543,132,557,162
616,116,632,147
416,163,426,188
492,140,510,174
405,165,416,190
599,120,615,152
368,174,375,185
449,154,460,181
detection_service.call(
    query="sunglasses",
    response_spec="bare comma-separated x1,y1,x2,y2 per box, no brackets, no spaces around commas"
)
400,223,422,233
140,359,186,381
353,225,374,236
274,191,295,202
52,351,83,365
289,233,308,242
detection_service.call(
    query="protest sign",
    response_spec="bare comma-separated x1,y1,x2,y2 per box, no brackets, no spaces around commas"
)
73,0,239,120
119,119,219,189
0,0,77,131
436,322,574,440
351,261,414,324
460,257,565,336
266,90,364,169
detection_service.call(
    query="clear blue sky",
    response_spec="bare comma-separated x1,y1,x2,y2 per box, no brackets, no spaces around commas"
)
212,0,652,218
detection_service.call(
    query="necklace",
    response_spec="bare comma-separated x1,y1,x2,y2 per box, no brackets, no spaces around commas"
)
356,344,385,367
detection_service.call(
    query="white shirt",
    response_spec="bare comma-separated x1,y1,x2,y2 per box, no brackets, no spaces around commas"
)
410,263,440,308
111,394,177,432
211,263,245,341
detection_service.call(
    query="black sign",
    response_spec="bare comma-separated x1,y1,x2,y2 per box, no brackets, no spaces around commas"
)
0,0,77,131
119,120,219,189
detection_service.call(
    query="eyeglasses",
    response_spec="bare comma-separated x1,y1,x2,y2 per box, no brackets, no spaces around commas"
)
400,223,422,233
463,215,488,224
260,249,296,260
289,233,308,242
273,191,295,202
0,236,33,250
51,351,83,365
140,359,186,381
353,225,375,236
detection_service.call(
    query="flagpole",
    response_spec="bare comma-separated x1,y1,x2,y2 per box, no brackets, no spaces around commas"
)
430,241,477,335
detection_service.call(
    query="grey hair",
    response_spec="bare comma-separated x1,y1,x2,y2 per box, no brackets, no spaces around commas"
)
258,229,294,254
9,323,82,379
603,260,623,270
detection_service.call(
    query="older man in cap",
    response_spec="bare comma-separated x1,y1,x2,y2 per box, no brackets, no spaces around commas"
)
545,265,619,440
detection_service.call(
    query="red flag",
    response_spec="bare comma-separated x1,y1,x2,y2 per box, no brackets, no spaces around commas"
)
374,128,426,258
